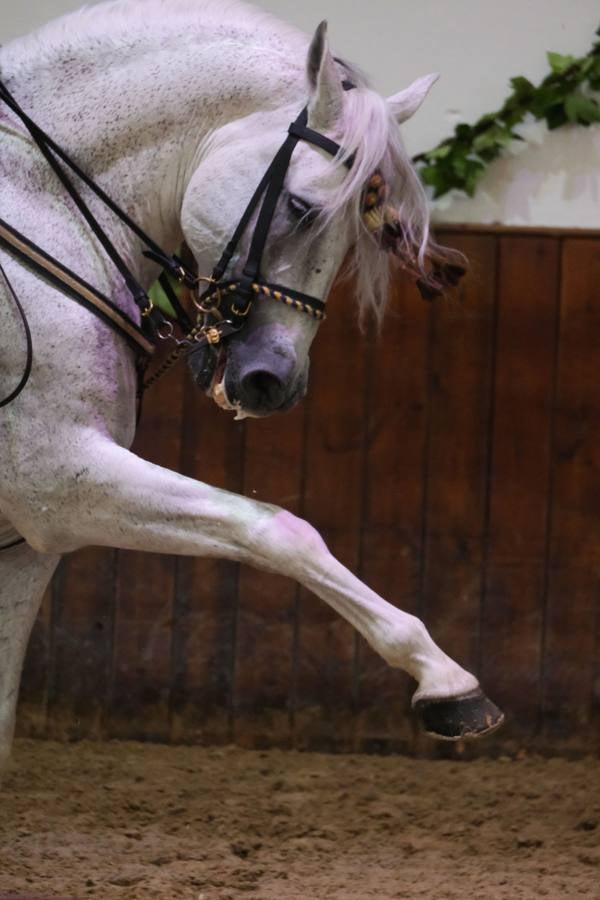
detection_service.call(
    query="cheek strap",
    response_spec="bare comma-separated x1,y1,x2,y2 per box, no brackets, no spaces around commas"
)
196,105,347,331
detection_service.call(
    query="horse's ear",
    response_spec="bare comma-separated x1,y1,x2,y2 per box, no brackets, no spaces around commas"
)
387,73,439,124
306,21,344,128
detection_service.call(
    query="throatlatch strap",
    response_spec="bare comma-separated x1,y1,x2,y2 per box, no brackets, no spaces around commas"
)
241,132,301,287
205,106,346,308
210,151,282,283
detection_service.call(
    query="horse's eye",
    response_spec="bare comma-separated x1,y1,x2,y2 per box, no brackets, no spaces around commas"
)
288,194,318,225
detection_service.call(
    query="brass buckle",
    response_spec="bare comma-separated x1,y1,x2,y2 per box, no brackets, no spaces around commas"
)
193,277,223,315
202,325,222,345
231,298,252,317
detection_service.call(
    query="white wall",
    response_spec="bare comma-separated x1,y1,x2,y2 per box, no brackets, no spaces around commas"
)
2,0,599,227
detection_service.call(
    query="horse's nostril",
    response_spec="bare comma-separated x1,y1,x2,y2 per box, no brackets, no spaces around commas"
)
239,369,286,410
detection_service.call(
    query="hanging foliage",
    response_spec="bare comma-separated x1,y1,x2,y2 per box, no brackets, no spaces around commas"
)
413,26,600,199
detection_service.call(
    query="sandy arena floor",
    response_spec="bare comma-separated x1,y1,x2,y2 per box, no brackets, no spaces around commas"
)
0,739,599,900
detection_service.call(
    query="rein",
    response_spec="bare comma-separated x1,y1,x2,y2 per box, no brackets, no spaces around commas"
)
0,77,196,359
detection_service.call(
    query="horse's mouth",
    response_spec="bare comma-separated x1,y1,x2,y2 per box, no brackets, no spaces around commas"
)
208,347,250,420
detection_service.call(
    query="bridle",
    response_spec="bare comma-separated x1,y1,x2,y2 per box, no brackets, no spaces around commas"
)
0,75,372,406
145,97,361,391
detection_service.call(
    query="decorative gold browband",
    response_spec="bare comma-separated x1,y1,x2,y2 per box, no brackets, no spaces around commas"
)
199,280,327,321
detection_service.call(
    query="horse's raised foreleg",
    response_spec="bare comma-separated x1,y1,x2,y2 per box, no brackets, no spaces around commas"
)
0,543,60,766
10,437,503,741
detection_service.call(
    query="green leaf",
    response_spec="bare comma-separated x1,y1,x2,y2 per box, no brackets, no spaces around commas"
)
463,159,486,196
412,26,600,201
419,165,450,195
426,143,452,161
472,124,516,153
454,123,473,141
547,51,577,74
510,75,535,99
529,84,572,120
545,103,569,129
580,56,596,76
450,154,468,178
565,93,600,123
472,112,499,132
586,56,600,89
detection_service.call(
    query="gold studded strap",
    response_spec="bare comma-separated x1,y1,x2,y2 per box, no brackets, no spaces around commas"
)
201,279,327,321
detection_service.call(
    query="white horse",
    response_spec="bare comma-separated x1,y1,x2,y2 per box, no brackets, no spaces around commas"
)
0,0,502,764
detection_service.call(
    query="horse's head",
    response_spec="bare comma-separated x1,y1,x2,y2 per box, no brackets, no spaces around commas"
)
181,22,453,418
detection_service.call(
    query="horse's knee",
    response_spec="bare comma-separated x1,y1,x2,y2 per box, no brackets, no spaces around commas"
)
249,508,329,576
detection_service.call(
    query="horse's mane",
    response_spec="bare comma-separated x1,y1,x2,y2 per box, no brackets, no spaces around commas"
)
2,0,300,67
319,60,464,326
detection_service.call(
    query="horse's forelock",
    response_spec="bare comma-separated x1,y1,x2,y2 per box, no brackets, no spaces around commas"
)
315,67,464,327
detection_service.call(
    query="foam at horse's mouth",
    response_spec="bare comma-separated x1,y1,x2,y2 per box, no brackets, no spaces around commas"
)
209,348,250,421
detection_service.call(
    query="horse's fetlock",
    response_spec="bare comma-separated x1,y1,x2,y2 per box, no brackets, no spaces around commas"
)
370,613,428,669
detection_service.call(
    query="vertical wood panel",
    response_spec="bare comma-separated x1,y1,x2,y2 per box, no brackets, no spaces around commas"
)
421,235,496,676
542,239,600,750
169,378,244,744
107,363,185,740
593,595,600,750
481,236,559,743
232,405,305,748
47,548,116,739
16,584,52,737
354,276,430,753
415,234,497,759
293,279,366,750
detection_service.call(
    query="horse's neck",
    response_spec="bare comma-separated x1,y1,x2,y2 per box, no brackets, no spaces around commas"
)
0,0,306,282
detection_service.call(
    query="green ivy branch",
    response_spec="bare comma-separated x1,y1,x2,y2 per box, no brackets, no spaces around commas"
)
413,26,600,199
151,30,600,315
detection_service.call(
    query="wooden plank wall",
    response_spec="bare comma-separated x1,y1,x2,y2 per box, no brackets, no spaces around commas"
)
17,228,600,756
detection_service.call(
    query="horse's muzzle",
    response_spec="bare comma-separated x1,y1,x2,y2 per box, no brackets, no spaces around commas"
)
223,324,306,416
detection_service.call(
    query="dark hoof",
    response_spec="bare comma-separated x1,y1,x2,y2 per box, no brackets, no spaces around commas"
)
414,688,505,742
